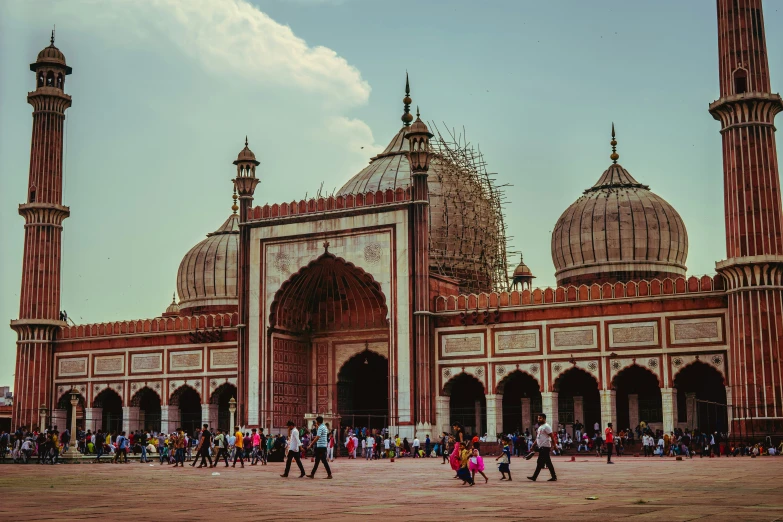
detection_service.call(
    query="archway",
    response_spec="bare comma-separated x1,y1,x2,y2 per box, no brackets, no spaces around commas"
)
554,368,600,435
210,383,237,432
445,373,486,437
268,251,390,430
93,388,123,433
171,386,201,435
612,365,662,433
497,371,541,435
337,350,389,430
131,387,162,433
674,361,727,434
56,390,86,434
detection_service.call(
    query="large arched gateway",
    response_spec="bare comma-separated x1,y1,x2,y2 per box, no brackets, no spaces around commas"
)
266,251,390,432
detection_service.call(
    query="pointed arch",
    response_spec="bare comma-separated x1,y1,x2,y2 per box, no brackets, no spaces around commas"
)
169,383,202,405
269,251,388,333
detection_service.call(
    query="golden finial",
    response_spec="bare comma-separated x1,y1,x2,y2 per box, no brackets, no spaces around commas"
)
610,122,619,164
231,183,239,214
402,72,413,126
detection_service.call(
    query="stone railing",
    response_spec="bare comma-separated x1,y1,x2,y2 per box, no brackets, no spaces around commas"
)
250,187,412,221
434,275,725,312
59,312,239,339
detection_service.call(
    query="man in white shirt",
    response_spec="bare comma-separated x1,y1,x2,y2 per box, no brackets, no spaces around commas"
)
384,437,391,457
280,420,306,478
365,434,374,460
412,437,421,458
527,413,557,482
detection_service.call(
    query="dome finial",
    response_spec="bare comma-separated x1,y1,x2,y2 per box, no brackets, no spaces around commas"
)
402,72,413,127
51,26,55,45
171,292,177,304
245,135,248,147
610,122,619,164
231,183,239,214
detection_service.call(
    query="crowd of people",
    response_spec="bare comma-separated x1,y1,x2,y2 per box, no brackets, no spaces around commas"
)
2,418,781,470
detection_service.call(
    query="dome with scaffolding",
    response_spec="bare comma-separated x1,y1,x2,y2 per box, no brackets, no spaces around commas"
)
339,117,509,294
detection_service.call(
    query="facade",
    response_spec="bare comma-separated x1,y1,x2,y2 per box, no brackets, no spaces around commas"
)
10,1,783,441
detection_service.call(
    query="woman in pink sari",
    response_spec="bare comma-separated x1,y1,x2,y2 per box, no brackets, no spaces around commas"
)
449,439,461,477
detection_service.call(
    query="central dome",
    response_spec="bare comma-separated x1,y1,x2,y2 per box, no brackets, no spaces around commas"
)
338,124,506,293
551,162,688,286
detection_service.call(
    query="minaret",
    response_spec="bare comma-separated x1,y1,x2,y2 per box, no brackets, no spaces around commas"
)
11,31,73,430
406,98,434,434
710,0,783,435
233,137,260,427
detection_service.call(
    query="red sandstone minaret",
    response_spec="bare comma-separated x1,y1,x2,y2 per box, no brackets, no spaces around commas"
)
710,0,783,435
234,137,260,427
405,85,435,433
11,31,73,430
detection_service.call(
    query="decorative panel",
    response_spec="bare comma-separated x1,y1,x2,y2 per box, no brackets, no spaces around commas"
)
609,357,661,384
94,355,124,375
550,326,598,351
496,330,539,354
669,317,723,345
58,357,87,377
440,365,486,393
671,353,726,380
316,342,329,412
440,333,484,358
210,348,238,369
131,353,162,373
170,350,203,371
608,321,658,348
272,337,308,428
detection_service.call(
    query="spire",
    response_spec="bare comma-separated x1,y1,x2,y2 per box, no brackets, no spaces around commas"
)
245,135,248,147
610,122,619,164
402,72,413,127
231,183,239,214
51,26,55,45
171,292,177,304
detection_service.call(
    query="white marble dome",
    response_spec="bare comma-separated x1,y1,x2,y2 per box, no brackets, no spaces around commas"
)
176,214,239,313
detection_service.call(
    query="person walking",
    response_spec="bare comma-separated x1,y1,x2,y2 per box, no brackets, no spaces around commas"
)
195,424,213,468
605,422,615,464
527,413,557,482
412,436,421,458
232,426,245,468
327,429,336,462
425,434,431,457
211,429,229,467
306,415,333,479
280,420,305,478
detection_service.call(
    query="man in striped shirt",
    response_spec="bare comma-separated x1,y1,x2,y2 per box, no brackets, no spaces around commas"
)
306,416,332,479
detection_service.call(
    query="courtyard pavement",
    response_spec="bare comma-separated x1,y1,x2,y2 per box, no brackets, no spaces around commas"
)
1,455,782,521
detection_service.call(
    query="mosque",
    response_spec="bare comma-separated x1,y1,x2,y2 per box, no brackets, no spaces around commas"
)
11,0,783,441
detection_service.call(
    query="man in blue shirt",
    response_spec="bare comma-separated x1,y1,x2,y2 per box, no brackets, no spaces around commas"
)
306,416,332,479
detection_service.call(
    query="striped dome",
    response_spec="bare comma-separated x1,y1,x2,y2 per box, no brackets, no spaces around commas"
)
176,214,239,313
551,163,688,286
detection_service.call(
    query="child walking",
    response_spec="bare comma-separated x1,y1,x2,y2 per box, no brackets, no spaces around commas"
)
456,444,474,485
469,448,488,484
496,436,512,481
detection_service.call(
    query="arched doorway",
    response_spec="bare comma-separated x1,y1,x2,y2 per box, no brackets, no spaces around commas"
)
211,383,237,432
93,388,123,433
613,365,662,433
554,368,600,435
131,387,162,433
56,390,85,433
171,386,201,435
337,350,389,430
674,361,727,434
445,373,486,437
497,371,541,435
268,251,390,431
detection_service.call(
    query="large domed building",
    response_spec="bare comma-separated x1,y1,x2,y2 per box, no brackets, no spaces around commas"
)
551,127,688,286
13,2,783,445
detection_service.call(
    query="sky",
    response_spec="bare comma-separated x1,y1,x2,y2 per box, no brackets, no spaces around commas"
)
1,0,782,391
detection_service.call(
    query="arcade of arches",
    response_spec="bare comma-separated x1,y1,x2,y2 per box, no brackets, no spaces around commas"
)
267,253,391,434
436,363,729,439
50,383,240,436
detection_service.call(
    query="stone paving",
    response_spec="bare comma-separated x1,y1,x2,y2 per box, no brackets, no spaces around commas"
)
1,455,782,521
